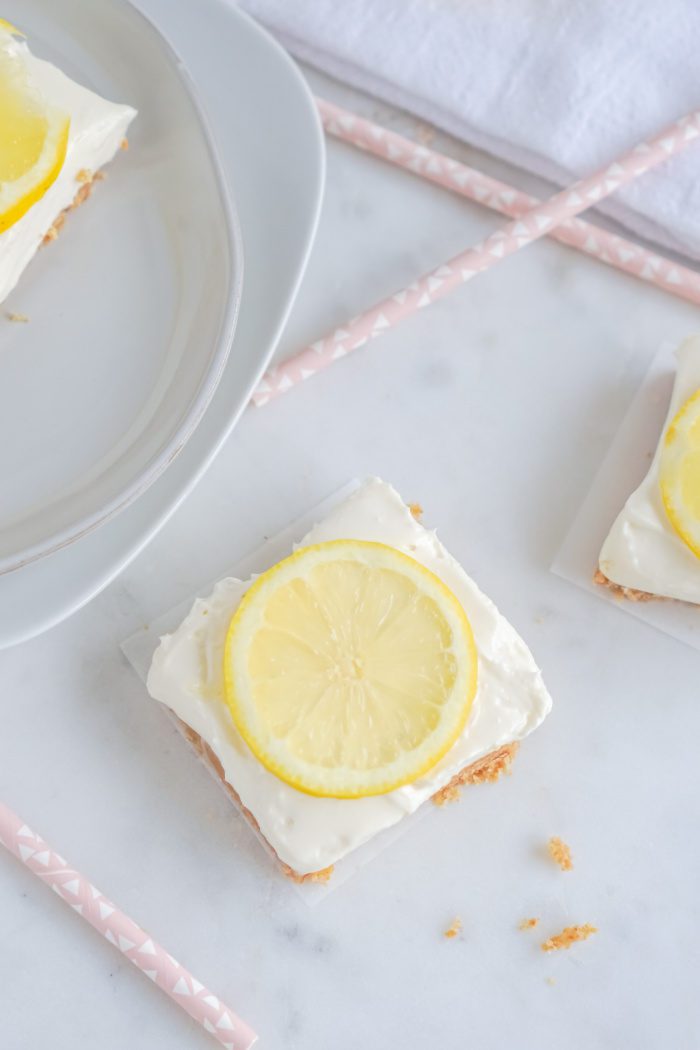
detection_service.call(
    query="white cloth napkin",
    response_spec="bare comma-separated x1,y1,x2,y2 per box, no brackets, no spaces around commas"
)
238,0,700,261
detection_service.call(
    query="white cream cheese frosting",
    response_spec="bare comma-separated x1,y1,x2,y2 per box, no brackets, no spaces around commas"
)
0,31,136,304
147,479,552,874
599,336,700,603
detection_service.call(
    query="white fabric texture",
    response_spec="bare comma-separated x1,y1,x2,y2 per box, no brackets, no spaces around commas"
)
238,0,700,260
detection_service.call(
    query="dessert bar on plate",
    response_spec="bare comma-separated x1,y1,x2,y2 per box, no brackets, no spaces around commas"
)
147,479,552,882
0,20,136,303
596,336,700,604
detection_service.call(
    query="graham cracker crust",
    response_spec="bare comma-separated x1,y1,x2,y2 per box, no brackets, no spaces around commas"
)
174,715,518,882
593,568,660,602
41,170,104,246
175,718,334,884
431,742,518,805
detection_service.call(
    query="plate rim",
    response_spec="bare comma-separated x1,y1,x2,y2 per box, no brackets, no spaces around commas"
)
0,0,244,576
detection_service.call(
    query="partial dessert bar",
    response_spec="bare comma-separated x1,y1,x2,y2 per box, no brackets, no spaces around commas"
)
147,479,552,881
0,22,136,303
596,335,700,603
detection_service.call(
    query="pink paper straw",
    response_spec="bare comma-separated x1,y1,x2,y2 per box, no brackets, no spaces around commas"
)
317,97,700,310
253,109,700,407
0,802,257,1049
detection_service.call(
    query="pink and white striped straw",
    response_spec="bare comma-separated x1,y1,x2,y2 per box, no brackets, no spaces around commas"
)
317,97,700,310
0,802,257,1049
253,109,700,407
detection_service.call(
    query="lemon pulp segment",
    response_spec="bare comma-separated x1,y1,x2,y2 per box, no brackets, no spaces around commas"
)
0,35,70,232
660,387,700,559
224,540,478,798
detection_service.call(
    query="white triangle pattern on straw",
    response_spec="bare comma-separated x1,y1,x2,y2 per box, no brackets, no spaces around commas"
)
252,102,700,408
0,803,257,1049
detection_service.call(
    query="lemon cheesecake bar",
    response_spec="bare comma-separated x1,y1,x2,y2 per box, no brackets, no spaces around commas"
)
596,336,700,603
0,21,136,304
147,479,552,881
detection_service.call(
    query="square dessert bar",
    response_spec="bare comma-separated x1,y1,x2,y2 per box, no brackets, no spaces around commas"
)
596,336,700,604
147,479,552,881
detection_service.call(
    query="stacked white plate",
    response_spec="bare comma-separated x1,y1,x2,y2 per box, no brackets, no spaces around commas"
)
0,0,324,648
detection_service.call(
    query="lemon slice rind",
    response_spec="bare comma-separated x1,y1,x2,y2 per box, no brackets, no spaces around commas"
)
0,112,70,233
0,19,23,37
224,540,478,799
0,33,71,234
660,388,700,560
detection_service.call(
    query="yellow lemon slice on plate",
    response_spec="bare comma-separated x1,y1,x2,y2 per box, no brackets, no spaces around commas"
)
224,540,478,798
0,29,70,233
660,388,700,558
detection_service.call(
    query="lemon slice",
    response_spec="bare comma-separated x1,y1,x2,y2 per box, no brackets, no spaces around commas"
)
224,540,478,798
660,388,700,558
0,32,70,233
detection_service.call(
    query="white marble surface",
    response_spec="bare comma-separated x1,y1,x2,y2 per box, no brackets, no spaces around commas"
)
3,36,700,1050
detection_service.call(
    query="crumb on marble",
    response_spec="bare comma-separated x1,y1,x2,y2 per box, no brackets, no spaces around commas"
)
541,924,597,952
519,917,539,930
443,918,462,939
548,836,573,872
7,312,29,323
121,137,129,150
546,977,556,986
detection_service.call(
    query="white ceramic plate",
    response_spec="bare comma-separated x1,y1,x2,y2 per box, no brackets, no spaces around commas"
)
0,0,242,574
0,0,324,649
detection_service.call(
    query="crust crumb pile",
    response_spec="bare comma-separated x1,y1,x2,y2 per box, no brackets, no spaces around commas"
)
432,743,518,806
432,784,461,806
541,924,597,952
548,836,573,872
42,172,104,246
593,569,658,602
282,863,334,886
42,211,65,243
443,918,462,939
519,917,539,930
